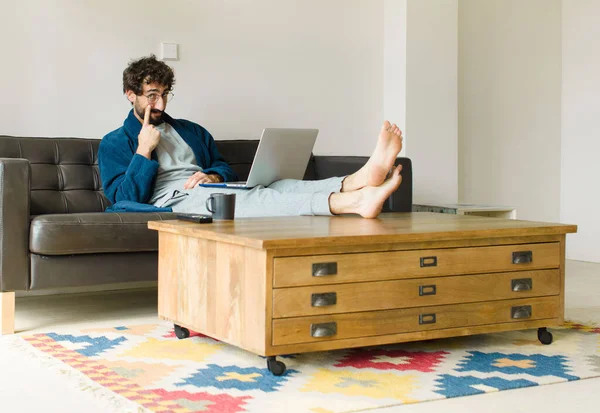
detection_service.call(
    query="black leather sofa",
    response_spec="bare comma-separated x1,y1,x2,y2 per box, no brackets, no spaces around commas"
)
0,136,412,334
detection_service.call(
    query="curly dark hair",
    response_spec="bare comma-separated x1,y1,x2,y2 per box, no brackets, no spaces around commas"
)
122,54,175,95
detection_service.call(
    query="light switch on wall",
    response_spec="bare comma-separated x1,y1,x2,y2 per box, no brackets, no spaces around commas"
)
160,43,178,61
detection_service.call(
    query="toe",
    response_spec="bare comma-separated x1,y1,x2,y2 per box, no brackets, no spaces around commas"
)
382,120,391,131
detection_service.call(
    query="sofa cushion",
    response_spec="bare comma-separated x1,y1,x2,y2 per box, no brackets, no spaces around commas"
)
30,212,177,255
0,136,111,215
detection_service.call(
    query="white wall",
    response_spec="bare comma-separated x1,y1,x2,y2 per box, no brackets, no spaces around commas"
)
1,0,384,157
562,1,600,262
384,0,407,156
458,0,562,222
406,0,458,204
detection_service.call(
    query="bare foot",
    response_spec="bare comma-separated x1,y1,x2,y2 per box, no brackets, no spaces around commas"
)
357,164,403,218
342,121,403,192
331,165,403,218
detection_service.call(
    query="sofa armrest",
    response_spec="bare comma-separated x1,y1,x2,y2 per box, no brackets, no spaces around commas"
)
312,156,413,213
0,158,30,291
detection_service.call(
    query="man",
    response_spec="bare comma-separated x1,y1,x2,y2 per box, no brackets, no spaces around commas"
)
99,55,403,219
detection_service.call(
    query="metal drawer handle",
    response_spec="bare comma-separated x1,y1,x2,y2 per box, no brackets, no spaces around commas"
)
511,305,532,319
419,285,437,296
512,251,533,264
312,262,337,277
419,313,437,325
310,322,337,338
420,256,438,267
512,278,533,292
311,292,337,307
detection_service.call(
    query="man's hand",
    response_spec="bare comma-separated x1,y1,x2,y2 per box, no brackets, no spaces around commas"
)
184,172,223,189
136,105,161,159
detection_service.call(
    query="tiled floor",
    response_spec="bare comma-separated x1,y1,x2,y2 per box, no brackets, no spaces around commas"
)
1,260,598,412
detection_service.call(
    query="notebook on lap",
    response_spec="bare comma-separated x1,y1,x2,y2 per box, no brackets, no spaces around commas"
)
199,128,318,189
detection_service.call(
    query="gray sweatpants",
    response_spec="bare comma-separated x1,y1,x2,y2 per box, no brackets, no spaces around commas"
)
157,177,345,218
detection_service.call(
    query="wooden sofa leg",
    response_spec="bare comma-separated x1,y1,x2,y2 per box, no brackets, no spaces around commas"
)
1,292,15,335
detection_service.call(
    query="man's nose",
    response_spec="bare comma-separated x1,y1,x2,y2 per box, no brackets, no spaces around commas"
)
152,99,166,111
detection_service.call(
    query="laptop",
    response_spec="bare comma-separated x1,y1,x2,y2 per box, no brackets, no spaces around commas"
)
199,128,319,189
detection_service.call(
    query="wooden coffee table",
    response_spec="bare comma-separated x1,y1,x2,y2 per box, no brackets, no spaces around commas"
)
148,213,576,375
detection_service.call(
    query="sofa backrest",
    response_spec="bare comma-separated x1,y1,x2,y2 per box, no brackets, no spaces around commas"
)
0,137,316,215
0,136,109,215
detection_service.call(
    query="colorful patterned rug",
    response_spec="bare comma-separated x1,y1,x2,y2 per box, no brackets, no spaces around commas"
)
9,321,600,413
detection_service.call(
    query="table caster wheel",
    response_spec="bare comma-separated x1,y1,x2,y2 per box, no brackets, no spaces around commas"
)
267,356,286,376
538,327,553,345
174,324,190,339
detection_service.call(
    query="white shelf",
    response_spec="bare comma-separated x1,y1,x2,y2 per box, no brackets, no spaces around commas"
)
412,203,517,219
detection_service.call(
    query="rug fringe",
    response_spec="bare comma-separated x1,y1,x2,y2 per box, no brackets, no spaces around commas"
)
2,336,149,413
564,320,600,332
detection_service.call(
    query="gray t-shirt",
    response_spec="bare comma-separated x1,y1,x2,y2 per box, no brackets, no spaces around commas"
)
149,123,202,205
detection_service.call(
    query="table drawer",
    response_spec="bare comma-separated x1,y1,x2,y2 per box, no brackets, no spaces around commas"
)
272,269,560,318
273,243,559,287
272,296,559,346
